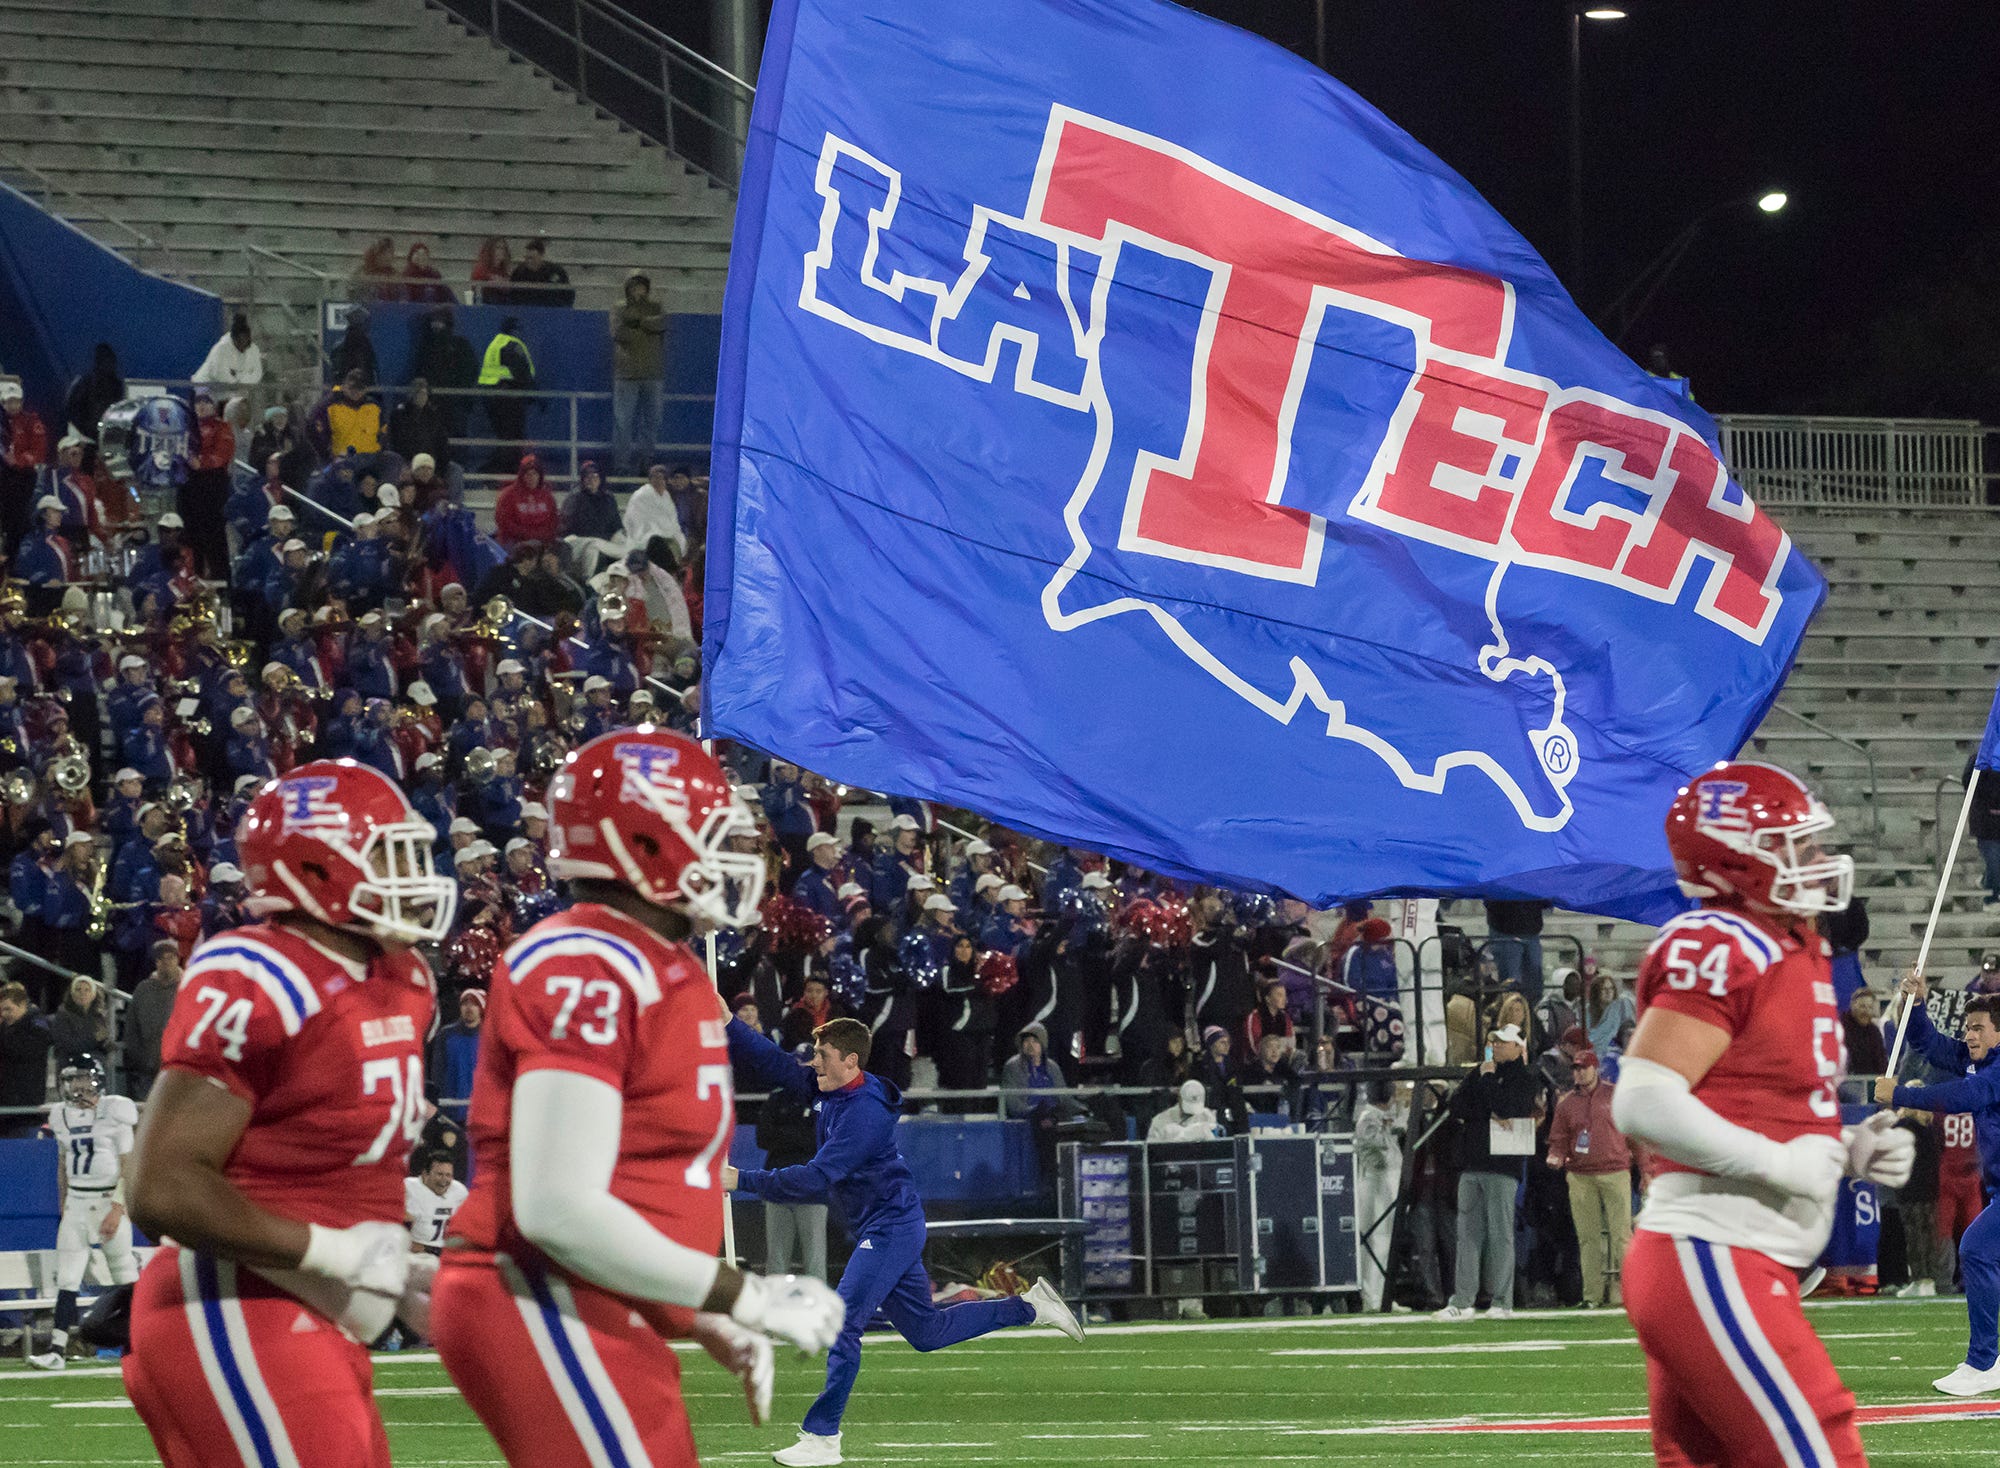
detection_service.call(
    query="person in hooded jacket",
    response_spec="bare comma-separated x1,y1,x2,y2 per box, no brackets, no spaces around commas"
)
849,915,913,1090
934,934,996,1092
62,343,124,462
327,307,378,386
388,376,453,467
493,453,559,548
412,307,479,433
726,1016,1080,1464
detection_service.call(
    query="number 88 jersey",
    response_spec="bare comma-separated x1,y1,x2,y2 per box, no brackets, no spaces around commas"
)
161,922,437,1229
448,903,734,1277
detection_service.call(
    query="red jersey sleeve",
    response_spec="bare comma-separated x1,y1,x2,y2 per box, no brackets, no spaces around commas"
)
159,968,292,1103
495,946,641,1090
1636,914,1773,1037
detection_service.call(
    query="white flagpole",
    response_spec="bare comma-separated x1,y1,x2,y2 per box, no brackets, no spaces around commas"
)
706,924,739,1266
1885,772,1980,1076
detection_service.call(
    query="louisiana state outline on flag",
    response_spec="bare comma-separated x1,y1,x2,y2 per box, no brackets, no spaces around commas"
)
702,0,1823,920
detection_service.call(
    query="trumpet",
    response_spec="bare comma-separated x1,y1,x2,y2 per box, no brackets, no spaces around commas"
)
464,747,497,784
163,779,201,817
49,754,89,795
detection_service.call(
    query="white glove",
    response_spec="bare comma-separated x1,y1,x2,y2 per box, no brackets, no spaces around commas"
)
1844,1112,1915,1190
693,1311,774,1425
398,1253,441,1339
299,1221,413,1299
1765,1133,1849,1201
729,1272,845,1355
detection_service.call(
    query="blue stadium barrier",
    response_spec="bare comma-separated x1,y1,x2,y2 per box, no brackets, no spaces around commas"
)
0,1137,60,1252
728,1115,1041,1208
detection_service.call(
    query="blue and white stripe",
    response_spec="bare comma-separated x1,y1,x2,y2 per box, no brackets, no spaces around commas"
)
497,1254,654,1468
179,1251,302,1468
1676,1237,1835,1466
183,940,323,1036
505,930,660,1008
1649,910,1783,972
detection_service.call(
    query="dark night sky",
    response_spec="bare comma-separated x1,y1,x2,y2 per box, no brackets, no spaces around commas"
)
643,0,2000,420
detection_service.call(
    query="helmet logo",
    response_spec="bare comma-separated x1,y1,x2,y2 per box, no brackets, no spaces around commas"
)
613,742,689,815
1695,780,1751,835
278,774,346,834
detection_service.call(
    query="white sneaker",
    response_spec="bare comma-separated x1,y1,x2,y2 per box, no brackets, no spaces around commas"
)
1484,1305,1515,1320
1023,1276,1085,1342
25,1350,64,1371
1916,1281,1938,1298
1433,1304,1477,1321
773,1432,843,1467
1934,1362,2000,1397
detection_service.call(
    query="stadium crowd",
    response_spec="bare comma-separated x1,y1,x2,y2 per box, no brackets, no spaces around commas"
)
0,341,1987,1318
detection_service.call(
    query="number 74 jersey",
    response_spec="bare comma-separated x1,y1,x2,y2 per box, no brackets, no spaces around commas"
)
448,903,734,1276
163,922,437,1229
1633,906,1847,1266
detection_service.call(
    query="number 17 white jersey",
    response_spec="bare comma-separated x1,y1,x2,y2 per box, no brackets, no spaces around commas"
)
49,1096,139,1191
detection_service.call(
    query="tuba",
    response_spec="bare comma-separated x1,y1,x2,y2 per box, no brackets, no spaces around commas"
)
49,754,90,796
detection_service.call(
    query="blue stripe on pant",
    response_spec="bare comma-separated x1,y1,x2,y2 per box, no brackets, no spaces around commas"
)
802,1225,1035,1436
1960,1198,2000,1370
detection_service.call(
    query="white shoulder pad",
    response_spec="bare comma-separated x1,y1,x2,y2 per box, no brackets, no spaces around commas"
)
1646,910,1781,973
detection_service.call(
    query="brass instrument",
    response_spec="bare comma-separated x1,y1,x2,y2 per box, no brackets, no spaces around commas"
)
163,779,200,817
0,769,34,806
563,712,588,737
597,592,628,623
464,747,497,784
184,717,212,737
224,641,252,670
474,596,515,640
163,677,202,699
49,754,89,795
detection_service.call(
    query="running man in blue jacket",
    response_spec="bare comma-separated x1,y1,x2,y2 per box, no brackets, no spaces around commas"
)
1877,975,2000,1396
725,1014,1083,1466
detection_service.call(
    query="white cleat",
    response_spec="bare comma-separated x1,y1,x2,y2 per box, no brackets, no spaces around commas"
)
1484,1306,1515,1320
1023,1276,1085,1343
1433,1304,1477,1321
1935,1362,2000,1397
25,1350,65,1371
773,1431,843,1466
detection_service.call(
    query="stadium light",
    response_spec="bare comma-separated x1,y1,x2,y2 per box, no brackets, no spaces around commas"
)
1757,190,1789,214
1568,4,1629,287
1599,191,1798,345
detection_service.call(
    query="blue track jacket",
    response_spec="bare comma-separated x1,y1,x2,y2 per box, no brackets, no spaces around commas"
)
727,1018,926,1237
1893,1000,2000,1195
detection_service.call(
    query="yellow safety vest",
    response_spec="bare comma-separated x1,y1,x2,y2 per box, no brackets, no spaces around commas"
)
478,333,531,386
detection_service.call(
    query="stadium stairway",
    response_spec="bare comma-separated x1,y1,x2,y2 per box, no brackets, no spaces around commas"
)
1459,507,2000,991
0,0,733,390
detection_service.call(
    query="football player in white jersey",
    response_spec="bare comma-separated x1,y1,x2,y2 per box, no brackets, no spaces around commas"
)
404,1152,468,1256
31,1058,141,1369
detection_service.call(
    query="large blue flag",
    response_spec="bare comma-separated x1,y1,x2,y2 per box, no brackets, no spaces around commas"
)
704,0,1824,921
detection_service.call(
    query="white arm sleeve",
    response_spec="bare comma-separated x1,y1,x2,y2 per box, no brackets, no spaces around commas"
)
511,1068,722,1307
1610,1055,1786,1181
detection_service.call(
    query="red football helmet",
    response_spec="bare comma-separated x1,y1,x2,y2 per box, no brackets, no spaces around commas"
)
548,728,765,926
1664,760,1854,916
238,760,458,943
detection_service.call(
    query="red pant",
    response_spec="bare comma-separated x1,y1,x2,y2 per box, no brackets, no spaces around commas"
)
1940,1174,1984,1244
1624,1229,1864,1467
123,1246,389,1468
433,1254,697,1468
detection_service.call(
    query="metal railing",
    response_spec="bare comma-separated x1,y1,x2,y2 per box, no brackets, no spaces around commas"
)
429,0,754,188
1717,414,1990,509
1767,700,1884,838
0,152,191,281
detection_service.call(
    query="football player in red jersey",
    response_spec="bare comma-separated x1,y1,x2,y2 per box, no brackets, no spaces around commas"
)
1612,760,1913,1467
122,761,458,1468
433,728,845,1468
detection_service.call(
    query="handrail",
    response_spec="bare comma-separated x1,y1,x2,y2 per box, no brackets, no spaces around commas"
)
429,0,750,189
1768,700,1883,838
0,150,189,278
242,242,337,284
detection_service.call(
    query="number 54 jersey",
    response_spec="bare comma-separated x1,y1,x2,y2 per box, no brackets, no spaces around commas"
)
447,903,734,1284
1632,907,1847,1267
162,922,438,1229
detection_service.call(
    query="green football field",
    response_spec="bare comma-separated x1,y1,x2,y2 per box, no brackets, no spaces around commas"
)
2,1298,1995,1466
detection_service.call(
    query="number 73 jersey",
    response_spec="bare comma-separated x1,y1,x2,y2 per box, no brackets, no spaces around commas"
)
448,903,734,1274
163,922,437,1229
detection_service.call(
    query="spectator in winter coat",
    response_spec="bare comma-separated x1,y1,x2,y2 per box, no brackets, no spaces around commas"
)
47,975,108,1068
1242,978,1294,1055
612,270,667,473
508,237,574,307
1147,1079,1220,1141
402,241,453,304
756,1068,829,1280
560,460,625,543
354,236,399,302
0,377,49,553
1437,1022,1537,1320
328,308,378,387
761,760,819,877
122,943,182,1100
1341,916,1401,1001
0,982,52,1135
62,342,124,452
1545,1048,1633,1307
247,406,313,493
412,307,479,433
1192,1025,1249,1136
388,377,453,468
493,454,560,549
309,371,383,462
1844,988,1890,1077
192,314,265,389
471,237,513,303
428,988,486,1126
